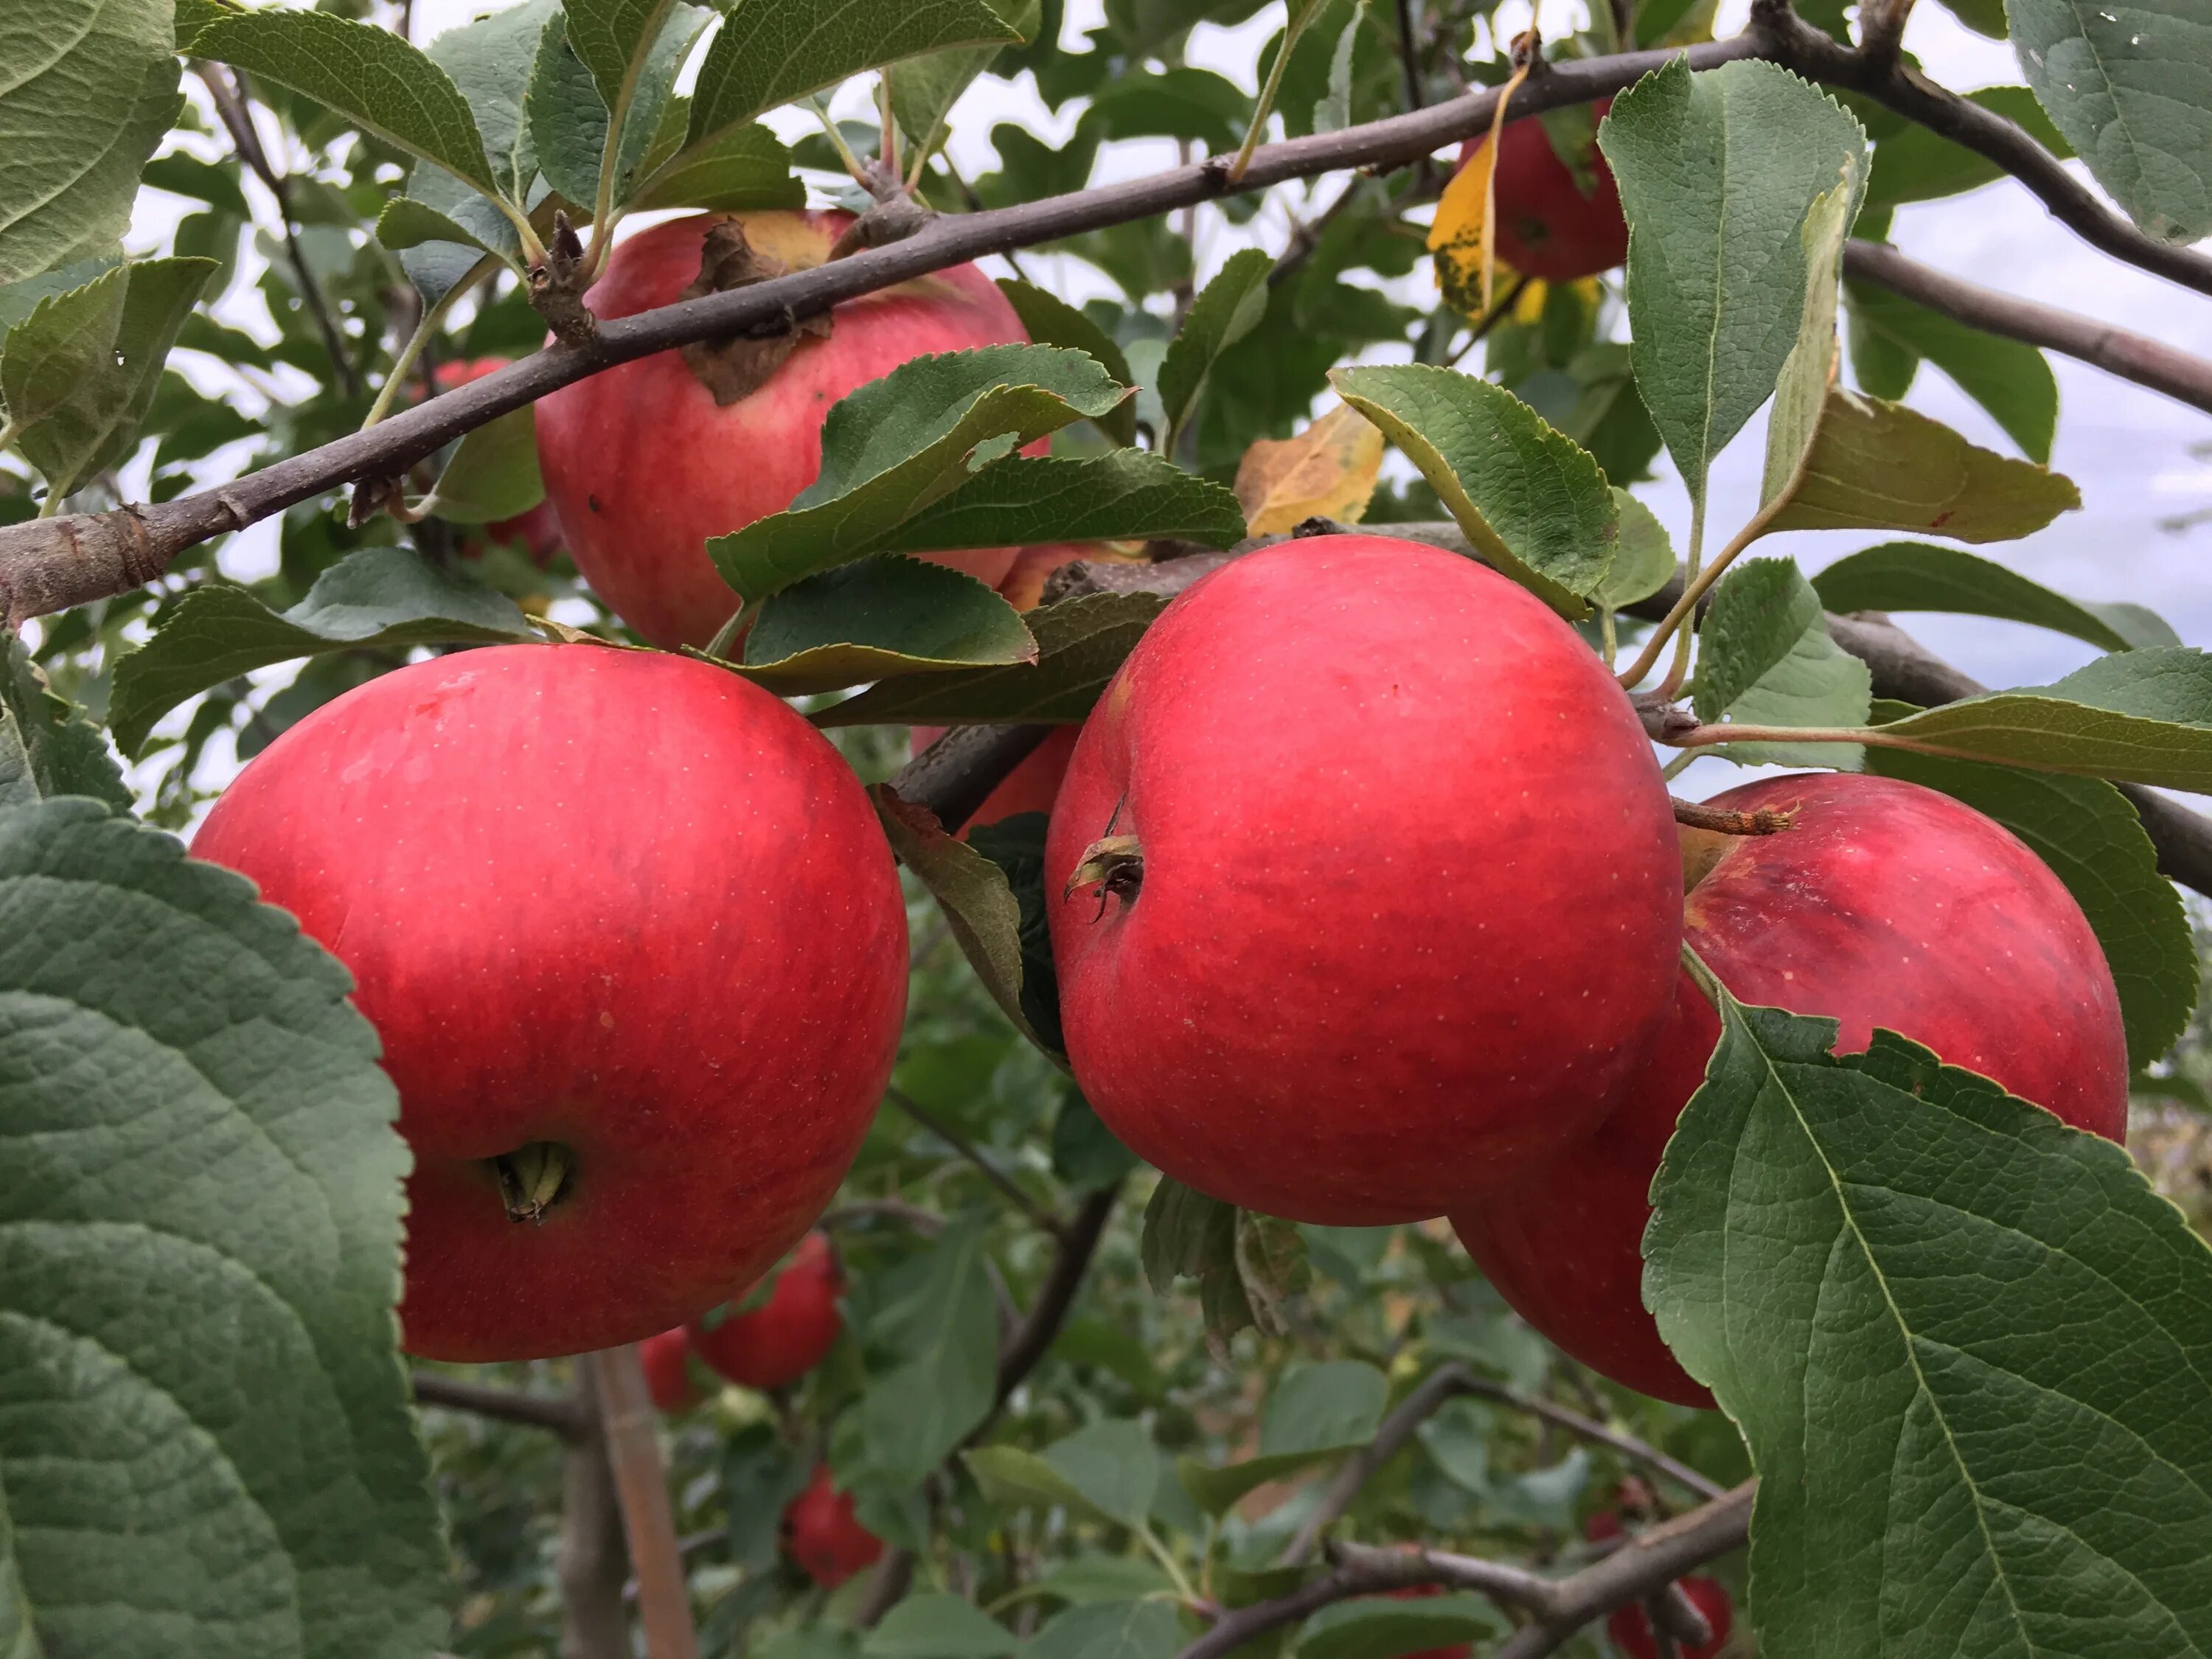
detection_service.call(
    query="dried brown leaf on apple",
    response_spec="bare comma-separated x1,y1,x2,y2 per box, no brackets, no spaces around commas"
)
678,218,835,406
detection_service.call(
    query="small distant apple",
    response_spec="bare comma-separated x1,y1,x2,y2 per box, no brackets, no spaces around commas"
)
784,1465,883,1588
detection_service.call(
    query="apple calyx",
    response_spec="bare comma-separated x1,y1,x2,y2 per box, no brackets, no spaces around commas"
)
492,1141,574,1224
1064,832,1144,919
678,220,834,406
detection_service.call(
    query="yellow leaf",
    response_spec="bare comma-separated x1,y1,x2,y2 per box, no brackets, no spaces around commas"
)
1427,60,1528,316
1234,404,1386,535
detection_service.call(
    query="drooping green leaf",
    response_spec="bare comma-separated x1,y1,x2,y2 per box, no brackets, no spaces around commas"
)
108,547,540,755
822,591,1166,727
851,1217,1001,1484
1295,1596,1508,1659
1,255,216,500
708,345,1129,602
1864,86,2075,207
372,196,500,257
1767,389,2079,540
420,401,543,526
1646,987,2212,1658
627,119,803,212
865,1594,1019,1659
1875,646,2212,789
727,557,1037,697
1599,488,1677,609
1694,557,1871,767
1022,1601,1182,1659
1157,248,1273,452
874,783,1056,1054
963,811,1064,1054
0,797,448,1658
1842,279,2058,462
0,0,179,285
686,0,1019,152
1601,58,1867,504
879,453,1244,558
190,9,505,199
1761,178,1856,508
1862,737,2196,1067
0,635,128,810
2011,0,2212,243
1331,363,1618,616
995,278,1138,445
1812,542,2177,652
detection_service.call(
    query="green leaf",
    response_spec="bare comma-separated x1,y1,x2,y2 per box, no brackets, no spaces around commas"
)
423,0,559,204
1330,363,1618,616
1876,645,2212,789
372,196,498,257
420,402,543,525
687,0,1019,151
191,9,504,200
1023,1601,1182,1659
852,1218,1001,1484
1842,279,2057,462
0,797,447,1658
525,9,609,208
1077,67,1253,148
890,0,1039,147
877,452,1244,558
1295,1596,1507,1659
627,119,803,212
1646,987,2212,1658
1812,542,2177,652
707,344,1128,602
874,783,1057,1054
0,635,128,810
1025,1558,1175,1608
1043,1419,1162,1529
1601,58,1867,504
1767,389,2079,540
822,591,1166,727
108,547,539,756
1,256,216,500
1865,86,2075,206
965,1444,1121,1526
560,0,680,118
2011,0,2212,243
1262,1360,1390,1456
728,557,1037,697
1861,740,2195,1067
865,1594,1019,1659
1694,557,1871,766
1600,488,1677,609
0,0,179,285
995,278,1138,445
1760,177,1856,509
1158,248,1273,451
963,812,1064,1054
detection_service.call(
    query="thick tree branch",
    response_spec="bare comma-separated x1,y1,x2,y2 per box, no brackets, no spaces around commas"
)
0,35,1761,627
411,1370,591,1439
1844,240,2212,416
1748,0,2212,297
1175,1484,1754,1659
1277,1363,1725,1568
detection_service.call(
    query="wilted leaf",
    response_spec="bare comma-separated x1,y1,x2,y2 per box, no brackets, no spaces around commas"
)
1234,403,1385,535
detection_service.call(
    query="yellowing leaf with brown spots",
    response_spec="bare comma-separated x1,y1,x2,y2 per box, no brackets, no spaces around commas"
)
1234,404,1385,535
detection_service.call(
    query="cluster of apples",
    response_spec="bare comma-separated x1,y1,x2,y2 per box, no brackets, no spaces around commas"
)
194,150,2125,1436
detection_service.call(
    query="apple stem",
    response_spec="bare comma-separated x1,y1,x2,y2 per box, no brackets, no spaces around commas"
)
1670,798,1795,835
493,1141,573,1223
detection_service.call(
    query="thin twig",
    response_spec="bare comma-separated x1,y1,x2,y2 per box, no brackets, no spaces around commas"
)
586,1347,699,1659
989,1184,1121,1407
411,1371,591,1439
1395,0,1427,111
884,1085,1068,1242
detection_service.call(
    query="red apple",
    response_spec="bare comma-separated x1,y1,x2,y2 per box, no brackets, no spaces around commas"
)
911,725,1079,834
1456,101,1627,282
1044,534,1682,1223
639,1327,701,1413
428,357,565,565
1453,772,2129,1406
191,644,908,1360
689,1229,844,1389
1606,1576,1733,1659
535,209,1044,648
785,1465,883,1588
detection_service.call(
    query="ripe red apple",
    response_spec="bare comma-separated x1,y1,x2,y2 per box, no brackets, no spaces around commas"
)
1456,100,1627,281
1606,1577,1733,1659
689,1229,844,1389
639,1327,701,1413
535,209,1045,648
784,1465,883,1588
428,357,565,565
191,644,908,1360
1453,772,2129,1406
911,725,1079,833
1044,534,1682,1223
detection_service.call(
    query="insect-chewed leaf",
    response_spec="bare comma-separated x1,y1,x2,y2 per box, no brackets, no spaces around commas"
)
1234,403,1385,535
1647,982,2212,1658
